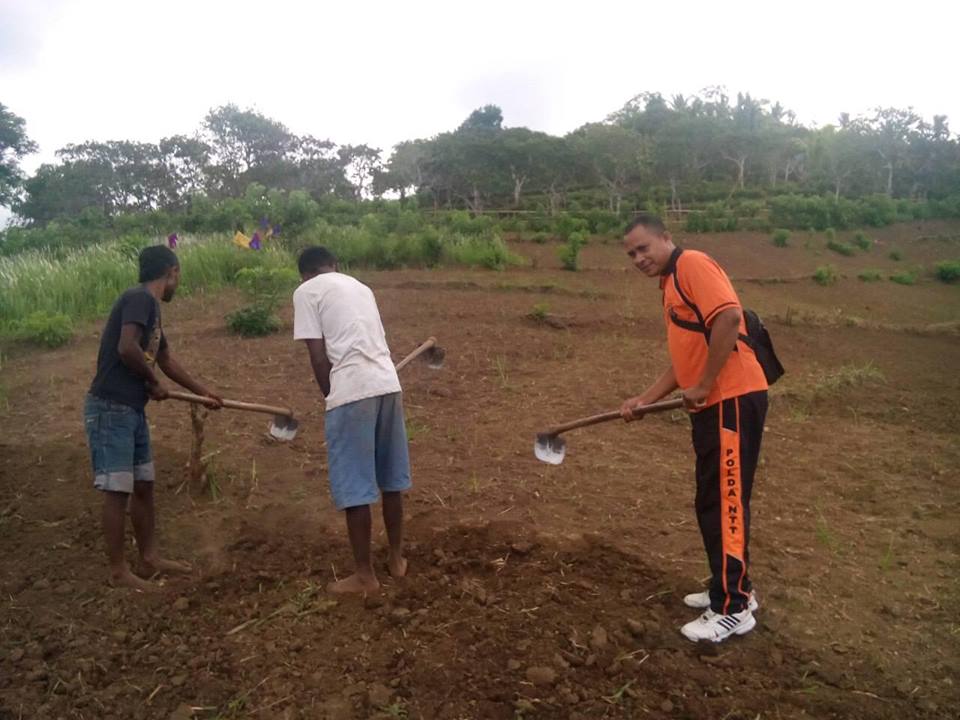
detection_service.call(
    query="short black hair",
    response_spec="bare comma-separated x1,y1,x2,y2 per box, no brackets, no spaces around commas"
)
624,213,667,237
138,245,179,282
298,246,338,274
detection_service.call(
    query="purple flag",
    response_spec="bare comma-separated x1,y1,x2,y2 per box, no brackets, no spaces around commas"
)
167,233,178,249
272,223,281,236
250,232,261,250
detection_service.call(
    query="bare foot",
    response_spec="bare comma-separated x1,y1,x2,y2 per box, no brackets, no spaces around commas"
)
109,567,156,593
327,573,380,595
387,554,408,579
140,557,193,577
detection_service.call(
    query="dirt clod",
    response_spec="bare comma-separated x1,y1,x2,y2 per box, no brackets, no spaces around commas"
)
590,625,608,651
526,666,557,686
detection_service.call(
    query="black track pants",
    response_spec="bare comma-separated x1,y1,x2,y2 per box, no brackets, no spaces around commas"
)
690,391,768,614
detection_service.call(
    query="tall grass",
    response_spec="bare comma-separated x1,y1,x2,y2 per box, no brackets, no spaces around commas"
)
0,234,292,334
297,221,522,271
0,227,523,337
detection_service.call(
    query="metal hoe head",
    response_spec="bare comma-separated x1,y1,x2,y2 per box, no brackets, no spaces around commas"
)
426,345,446,370
534,432,566,465
269,414,299,442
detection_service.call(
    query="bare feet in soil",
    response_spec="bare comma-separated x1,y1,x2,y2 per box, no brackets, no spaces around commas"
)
109,568,156,593
388,554,408,579
140,557,193,577
327,572,380,595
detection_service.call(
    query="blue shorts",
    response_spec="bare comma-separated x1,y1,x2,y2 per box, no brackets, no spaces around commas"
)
324,392,412,510
83,394,155,494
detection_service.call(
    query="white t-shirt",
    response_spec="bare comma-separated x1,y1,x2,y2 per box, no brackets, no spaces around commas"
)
292,272,401,411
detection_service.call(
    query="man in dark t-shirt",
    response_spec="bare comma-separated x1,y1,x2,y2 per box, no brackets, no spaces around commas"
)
84,245,222,592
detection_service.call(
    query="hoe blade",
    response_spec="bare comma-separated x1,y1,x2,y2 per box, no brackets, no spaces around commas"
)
534,432,566,465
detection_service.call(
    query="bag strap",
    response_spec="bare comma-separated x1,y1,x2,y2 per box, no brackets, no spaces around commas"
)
669,250,751,347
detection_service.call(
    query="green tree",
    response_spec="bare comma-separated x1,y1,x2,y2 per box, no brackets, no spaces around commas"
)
570,123,647,214
0,103,38,208
202,104,296,197
377,139,429,202
338,144,383,201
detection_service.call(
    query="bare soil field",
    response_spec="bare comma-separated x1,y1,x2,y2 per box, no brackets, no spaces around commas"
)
2,223,959,719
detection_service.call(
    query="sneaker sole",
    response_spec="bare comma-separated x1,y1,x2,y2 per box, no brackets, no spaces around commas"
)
681,613,757,643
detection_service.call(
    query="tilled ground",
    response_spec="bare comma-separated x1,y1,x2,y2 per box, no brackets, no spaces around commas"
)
2,225,959,719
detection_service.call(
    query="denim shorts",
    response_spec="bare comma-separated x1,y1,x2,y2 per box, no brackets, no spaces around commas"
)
83,394,155,494
324,392,412,510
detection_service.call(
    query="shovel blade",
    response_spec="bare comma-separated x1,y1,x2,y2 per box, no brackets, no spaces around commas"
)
270,415,299,442
534,433,566,465
426,346,446,370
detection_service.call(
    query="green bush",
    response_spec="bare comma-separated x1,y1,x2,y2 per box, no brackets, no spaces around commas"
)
553,214,589,241
226,304,280,337
771,229,790,247
447,211,495,236
235,266,300,309
857,269,882,282
529,302,550,321
15,311,73,348
443,235,519,271
583,209,622,235
889,271,917,286
853,231,872,251
827,239,856,256
813,265,838,286
418,227,444,268
557,232,586,271
934,260,960,283
824,228,837,242
888,249,902,261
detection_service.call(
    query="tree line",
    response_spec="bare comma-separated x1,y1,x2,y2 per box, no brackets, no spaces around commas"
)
2,88,959,228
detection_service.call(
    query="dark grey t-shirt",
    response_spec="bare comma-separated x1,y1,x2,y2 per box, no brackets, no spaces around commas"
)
89,286,168,409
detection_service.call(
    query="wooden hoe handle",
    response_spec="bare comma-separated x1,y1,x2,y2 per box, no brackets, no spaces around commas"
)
545,397,685,436
395,336,438,371
167,390,294,418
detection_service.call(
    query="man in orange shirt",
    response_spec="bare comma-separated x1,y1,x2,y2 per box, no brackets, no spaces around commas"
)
620,213,769,643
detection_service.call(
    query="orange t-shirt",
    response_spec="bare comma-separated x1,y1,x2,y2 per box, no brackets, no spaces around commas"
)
660,248,767,409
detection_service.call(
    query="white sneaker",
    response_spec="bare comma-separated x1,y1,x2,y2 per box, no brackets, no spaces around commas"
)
681,609,756,643
683,590,759,613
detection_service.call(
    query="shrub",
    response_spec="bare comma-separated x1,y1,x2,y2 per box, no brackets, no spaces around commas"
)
826,239,855,256
15,311,73,348
853,231,872,251
889,271,917,286
771,229,790,247
447,211,495,236
553,214,589,241
557,232,586,271
584,209,622,235
443,235,519,271
226,304,280,337
888,249,902,261
935,260,960,283
418,227,444,268
235,266,300,309
813,265,838,286
824,228,837,242
529,302,550,322
857,269,882,282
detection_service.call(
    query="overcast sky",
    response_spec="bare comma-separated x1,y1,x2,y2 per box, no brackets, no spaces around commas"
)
2,0,958,178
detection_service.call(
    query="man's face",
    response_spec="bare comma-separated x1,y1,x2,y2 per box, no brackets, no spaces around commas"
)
623,226,673,277
161,265,181,302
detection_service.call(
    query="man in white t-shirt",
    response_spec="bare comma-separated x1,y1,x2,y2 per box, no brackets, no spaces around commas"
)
293,246,412,594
